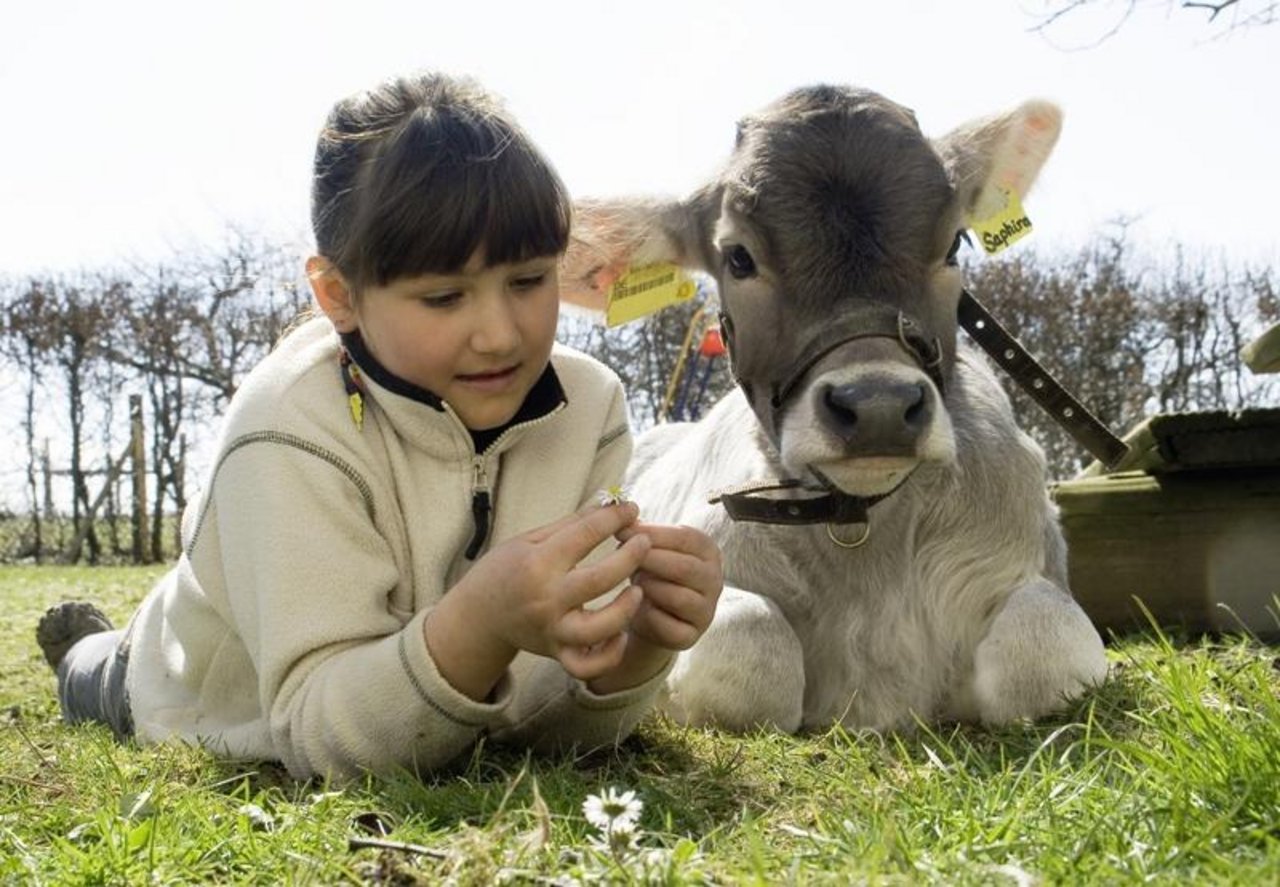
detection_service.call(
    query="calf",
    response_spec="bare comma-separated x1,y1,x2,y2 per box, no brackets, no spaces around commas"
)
562,86,1107,732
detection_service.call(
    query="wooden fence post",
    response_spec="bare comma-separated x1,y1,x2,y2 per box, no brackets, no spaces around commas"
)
174,432,187,556
130,395,151,564
58,445,131,565
41,439,53,520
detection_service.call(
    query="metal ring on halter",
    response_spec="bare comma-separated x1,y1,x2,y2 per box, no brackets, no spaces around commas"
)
896,312,915,354
826,521,871,549
897,313,943,374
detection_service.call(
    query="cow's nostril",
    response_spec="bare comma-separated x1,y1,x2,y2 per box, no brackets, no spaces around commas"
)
823,384,860,426
904,384,927,426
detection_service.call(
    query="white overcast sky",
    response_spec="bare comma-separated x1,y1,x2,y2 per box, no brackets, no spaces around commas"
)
2,0,1278,273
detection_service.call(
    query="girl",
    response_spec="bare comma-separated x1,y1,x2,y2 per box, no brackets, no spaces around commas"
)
36,72,722,780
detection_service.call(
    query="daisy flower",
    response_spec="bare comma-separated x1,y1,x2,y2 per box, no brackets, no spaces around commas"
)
590,818,639,854
596,485,632,507
582,787,643,831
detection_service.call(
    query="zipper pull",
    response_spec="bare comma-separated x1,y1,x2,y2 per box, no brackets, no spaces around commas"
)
465,458,491,560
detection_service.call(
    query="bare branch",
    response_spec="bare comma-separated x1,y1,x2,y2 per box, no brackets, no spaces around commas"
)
1182,0,1240,21
1031,0,1275,42
1030,0,1141,49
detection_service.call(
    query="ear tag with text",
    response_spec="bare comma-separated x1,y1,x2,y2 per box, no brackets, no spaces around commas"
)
605,262,697,327
969,187,1034,255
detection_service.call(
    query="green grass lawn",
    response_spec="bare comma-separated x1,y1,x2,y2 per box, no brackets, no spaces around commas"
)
2,565,1277,885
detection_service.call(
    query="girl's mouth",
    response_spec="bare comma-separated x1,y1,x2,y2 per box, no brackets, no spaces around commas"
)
457,365,520,389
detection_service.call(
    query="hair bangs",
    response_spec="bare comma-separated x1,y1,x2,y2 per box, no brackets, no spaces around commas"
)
348,108,570,290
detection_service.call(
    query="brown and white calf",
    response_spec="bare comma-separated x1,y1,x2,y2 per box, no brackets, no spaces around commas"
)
562,85,1107,732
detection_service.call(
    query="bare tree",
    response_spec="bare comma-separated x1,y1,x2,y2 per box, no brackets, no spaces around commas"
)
0,279,57,559
1032,0,1277,44
107,230,309,558
39,276,125,562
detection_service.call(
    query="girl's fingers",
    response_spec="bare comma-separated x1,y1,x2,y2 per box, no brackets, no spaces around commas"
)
555,585,642,647
632,547,721,597
540,502,641,569
616,522,720,563
632,577,711,628
558,535,651,609
557,631,628,681
633,602,701,651
524,501,637,547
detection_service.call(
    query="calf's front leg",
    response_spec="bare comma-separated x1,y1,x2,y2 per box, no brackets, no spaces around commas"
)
961,577,1108,724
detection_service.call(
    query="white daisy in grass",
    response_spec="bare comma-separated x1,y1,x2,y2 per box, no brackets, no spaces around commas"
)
591,817,640,854
582,787,643,831
596,485,632,507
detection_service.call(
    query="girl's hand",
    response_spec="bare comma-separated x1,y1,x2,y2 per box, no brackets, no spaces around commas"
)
586,522,723,695
425,503,650,700
617,522,723,651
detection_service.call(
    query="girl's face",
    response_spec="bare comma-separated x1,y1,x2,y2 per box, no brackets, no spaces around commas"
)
331,248,561,431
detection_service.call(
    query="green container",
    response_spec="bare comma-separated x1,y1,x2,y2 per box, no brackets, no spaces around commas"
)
1051,409,1280,639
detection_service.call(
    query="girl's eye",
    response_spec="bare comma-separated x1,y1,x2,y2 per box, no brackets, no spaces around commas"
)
945,230,971,266
511,273,547,291
421,292,462,308
724,244,757,280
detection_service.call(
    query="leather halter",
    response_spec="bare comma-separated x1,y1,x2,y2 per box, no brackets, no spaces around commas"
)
767,301,945,412
712,298,940,537
709,478,889,525
709,288,1129,537
719,297,945,440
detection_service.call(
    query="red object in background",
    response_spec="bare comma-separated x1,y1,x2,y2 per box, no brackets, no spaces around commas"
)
698,327,726,357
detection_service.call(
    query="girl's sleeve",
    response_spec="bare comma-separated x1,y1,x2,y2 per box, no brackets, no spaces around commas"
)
491,380,674,754
208,436,510,780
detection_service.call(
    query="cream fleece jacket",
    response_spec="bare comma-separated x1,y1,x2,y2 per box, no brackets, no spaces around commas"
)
123,316,667,779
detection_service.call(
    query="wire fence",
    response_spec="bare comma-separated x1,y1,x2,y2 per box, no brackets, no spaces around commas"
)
0,513,180,566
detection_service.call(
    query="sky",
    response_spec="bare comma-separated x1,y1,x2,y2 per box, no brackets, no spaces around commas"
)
2,0,1279,278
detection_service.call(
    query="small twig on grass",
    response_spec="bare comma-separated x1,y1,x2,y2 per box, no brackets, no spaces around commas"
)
0,773,60,791
347,835,451,860
10,721,54,768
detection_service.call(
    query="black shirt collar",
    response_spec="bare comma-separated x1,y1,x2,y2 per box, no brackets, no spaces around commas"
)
339,329,566,453
341,329,445,410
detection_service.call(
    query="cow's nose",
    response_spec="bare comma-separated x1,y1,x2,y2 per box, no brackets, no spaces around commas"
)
819,380,931,454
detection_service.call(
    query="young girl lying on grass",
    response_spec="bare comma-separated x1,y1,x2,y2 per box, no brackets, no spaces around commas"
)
36,71,722,781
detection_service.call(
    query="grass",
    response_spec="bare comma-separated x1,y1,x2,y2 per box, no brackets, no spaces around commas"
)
2,565,1278,885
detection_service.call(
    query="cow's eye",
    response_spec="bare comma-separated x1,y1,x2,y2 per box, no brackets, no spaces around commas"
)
725,244,757,280
945,230,971,266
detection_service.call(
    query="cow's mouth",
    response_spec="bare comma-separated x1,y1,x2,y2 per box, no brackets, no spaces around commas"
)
809,457,919,498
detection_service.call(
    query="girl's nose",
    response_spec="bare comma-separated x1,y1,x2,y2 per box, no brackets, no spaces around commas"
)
472,293,521,354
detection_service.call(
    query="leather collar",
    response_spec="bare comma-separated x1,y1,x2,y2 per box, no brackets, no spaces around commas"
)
708,476,905,527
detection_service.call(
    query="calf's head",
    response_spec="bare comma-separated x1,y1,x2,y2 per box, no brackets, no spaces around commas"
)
563,86,1060,497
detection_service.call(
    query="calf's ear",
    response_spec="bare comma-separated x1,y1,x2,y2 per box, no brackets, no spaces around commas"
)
934,100,1062,225
560,195,710,313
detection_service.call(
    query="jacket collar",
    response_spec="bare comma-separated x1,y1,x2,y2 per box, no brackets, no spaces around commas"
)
339,330,567,456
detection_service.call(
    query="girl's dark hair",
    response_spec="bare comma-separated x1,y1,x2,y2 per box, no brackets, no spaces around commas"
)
311,72,571,293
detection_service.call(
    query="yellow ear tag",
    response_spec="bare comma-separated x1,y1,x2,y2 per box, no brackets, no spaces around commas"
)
348,391,364,431
605,263,697,327
970,187,1034,255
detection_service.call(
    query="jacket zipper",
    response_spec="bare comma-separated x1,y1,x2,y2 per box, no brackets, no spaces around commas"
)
464,457,491,560
457,401,566,560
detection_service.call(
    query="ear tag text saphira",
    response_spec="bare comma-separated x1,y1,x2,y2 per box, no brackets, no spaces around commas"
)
605,263,697,327
969,187,1034,255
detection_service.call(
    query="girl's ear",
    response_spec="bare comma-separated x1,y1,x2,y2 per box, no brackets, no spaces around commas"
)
307,257,359,332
